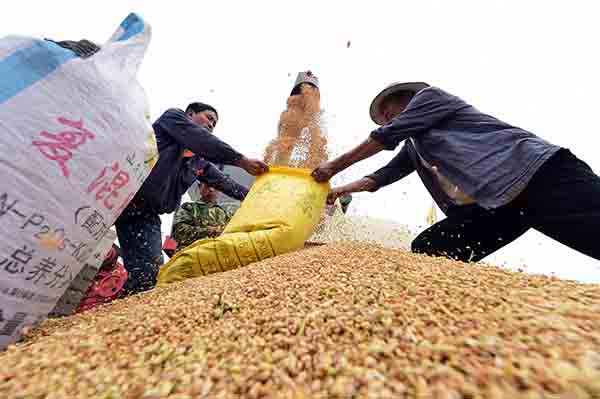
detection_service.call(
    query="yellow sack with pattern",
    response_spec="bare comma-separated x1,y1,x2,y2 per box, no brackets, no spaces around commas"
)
157,167,329,285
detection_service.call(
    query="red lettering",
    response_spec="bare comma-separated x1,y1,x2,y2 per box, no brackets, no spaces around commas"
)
32,117,95,178
87,162,131,211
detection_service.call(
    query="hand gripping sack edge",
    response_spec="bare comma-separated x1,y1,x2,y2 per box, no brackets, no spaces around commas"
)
0,13,158,349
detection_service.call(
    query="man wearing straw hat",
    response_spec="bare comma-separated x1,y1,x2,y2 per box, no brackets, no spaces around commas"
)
312,83,600,263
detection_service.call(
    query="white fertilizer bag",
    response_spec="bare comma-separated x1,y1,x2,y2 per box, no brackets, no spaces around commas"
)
0,13,158,349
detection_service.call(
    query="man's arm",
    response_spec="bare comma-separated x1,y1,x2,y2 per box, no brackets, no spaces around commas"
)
313,88,462,182
198,163,249,201
364,144,416,190
156,109,244,165
327,145,415,203
312,138,385,182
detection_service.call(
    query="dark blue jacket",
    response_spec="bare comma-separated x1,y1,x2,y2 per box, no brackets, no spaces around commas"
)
135,109,249,214
367,87,560,212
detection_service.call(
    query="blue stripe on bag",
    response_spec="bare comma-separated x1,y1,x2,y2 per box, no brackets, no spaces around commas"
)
0,40,77,105
115,13,145,42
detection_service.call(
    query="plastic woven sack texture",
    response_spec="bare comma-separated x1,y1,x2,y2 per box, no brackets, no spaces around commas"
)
0,13,158,349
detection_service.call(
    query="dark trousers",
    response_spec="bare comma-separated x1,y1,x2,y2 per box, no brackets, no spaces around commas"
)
412,149,600,262
115,204,163,295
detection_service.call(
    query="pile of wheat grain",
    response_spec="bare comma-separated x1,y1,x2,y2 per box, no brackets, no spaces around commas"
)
2,243,600,398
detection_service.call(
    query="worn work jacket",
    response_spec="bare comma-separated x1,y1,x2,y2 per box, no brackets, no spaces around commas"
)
366,87,561,213
134,109,249,214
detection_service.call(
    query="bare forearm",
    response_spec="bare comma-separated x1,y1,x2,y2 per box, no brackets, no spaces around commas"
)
339,177,378,194
331,138,385,173
312,138,385,183
326,177,377,205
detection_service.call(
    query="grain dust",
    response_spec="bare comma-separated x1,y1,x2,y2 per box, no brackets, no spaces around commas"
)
311,207,414,250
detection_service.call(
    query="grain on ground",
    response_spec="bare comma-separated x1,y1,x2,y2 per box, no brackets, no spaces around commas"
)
1,243,600,399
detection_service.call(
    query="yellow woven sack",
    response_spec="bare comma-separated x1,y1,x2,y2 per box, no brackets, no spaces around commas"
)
157,167,329,285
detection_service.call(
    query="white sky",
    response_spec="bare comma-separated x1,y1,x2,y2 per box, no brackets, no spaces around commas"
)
3,1,600,283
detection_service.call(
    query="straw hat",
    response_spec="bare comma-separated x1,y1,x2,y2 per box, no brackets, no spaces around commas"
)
369,82,430,125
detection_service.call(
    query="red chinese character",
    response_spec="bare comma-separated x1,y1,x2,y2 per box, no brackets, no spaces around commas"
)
87,166,109,194
32,117,95,178
87,162,130,210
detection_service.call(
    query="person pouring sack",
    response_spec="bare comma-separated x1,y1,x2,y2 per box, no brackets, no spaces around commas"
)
312,82,600,263
116,102,268,295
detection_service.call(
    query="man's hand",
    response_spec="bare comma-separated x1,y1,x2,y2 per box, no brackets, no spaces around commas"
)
327,177,378,204
312,161,340,183
312,138,385,183
324,203,337,216
327,186,351,205
238,156,269,176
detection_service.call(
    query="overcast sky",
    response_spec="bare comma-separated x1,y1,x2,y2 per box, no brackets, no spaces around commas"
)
3,1,600,283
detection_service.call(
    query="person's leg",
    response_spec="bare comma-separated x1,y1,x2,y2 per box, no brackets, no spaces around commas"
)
518,149,600,260
115,206,164,295
411,204,530,262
